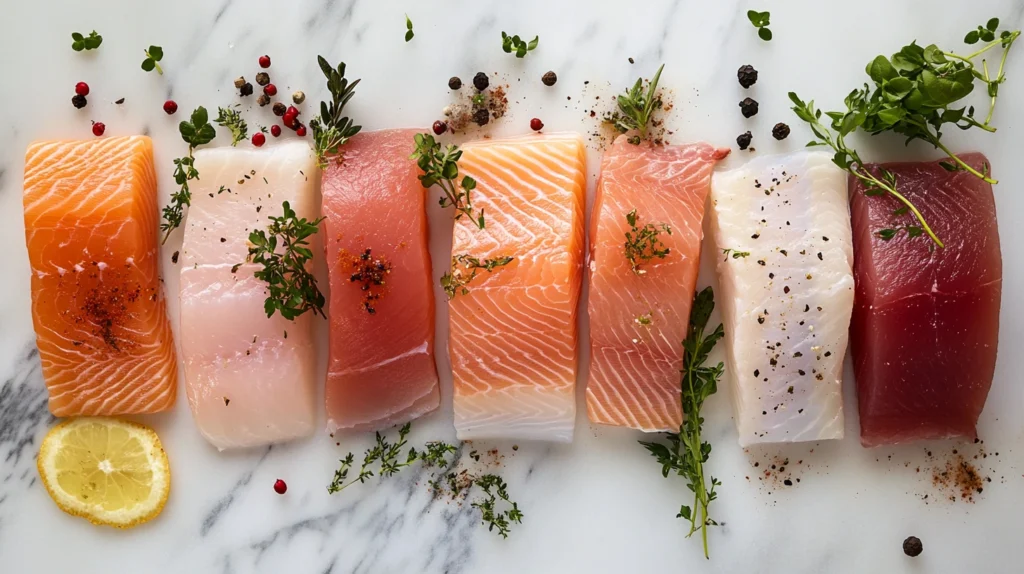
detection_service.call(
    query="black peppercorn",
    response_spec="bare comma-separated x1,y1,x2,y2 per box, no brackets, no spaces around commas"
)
739,97,759,118
272,102,287,117
240,82,254,97
736,131,752,150
448,76,462,90
255,72,270,86
473,72,489,91
71,94,88,109
473,108,490,126
903,536,923,557
773,122,791,140
737,65,758,89
542,71,557,86
257,94,271,107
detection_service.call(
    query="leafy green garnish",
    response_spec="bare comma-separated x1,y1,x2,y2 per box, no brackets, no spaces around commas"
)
624,209,671,275
246,201,326,321
141,45,164,74
161,107,216,243
71,31,102,51
310,56,362,168
747,10,772,41
214,106,248,146
721,248,750,260
639,287,724,559
442,254,514,299
472,474,524,539
411,133,484,228
501,32,539,58
405,14,414,42
610,64,665,140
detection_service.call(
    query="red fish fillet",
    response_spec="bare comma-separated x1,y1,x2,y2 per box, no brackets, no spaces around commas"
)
850,153,1001,447
321,129,439,431
586,137,728,431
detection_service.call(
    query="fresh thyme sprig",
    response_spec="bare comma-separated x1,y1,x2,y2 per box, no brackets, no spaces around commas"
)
160,106,216,244
610,63,665,141
721,248,750,260
215,106,249,146
747,10,772,41
471,474,524,538
501,32,539,58
246,201,326,320
141,45,163,74
442,254,514,299
71,31,102,51
310,55,362,168
624,209,671,275
639,286,723,559
411,133,484,228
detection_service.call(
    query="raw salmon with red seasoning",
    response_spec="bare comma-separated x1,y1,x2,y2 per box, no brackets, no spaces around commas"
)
23,136,177,417
850,153,1001,447
450,133,586,442
586,137,728,432
321,129,439,432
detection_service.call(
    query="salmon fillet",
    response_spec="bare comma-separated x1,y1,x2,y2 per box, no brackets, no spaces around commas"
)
850,153,1001,447
450,133,586,442
23,136,177,417
321,129,439,432
586,137,728,432
710,151,852,446
180,142,319,450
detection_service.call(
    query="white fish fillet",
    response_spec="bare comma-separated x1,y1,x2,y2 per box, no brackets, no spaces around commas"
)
180,142,319,450
709,151,852,446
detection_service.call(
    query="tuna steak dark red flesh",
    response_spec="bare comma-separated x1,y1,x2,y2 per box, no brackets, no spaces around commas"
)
849,152,1001,447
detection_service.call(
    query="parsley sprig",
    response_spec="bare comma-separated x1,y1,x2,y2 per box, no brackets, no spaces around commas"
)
71,31,102,51
472,474,524,538
161,107,216,244
609,64,665,141
442,254,514,299
215,106,249,146
141,45,164,74
501,32,539,58
624,209,671,275
310,56,362,168
246,201,326,320
747,10,772,41
640,287,723,559
411,133,484,228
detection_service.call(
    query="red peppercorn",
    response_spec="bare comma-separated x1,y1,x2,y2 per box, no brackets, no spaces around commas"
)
286,106,299,117
296,125,307,137
259,55,271,69
273,479,287,494
75,82,90,96
264,84,278,97
163,100,178,115
530,118,544,131
252,132,266,147
271,125,282,137
432,121,447,135
91,122,105,137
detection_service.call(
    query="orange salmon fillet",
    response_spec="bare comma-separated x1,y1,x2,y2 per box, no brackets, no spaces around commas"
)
586,137,727,431
23,136,177,417
449,133,586,442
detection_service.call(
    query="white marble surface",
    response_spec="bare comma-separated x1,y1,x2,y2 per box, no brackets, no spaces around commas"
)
1,1,1023,572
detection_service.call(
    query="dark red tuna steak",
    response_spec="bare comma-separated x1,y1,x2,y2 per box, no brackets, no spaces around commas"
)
849,153,1002,447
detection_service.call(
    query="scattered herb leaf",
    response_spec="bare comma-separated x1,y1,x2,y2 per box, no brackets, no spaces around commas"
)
161,107,216,243
610,64,665,140
246,201,326,320
141,45,164,74
215,106,249,146
411,133,484,228
405,14,414,42
442,254,514,299
501,32,539,58
71,31,102,51
472,474,524,538
624,209,671,275
310,56,362,168
747,10,772,41
721,248,751,260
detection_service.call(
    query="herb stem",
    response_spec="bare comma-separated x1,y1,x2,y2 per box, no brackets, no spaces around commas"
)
930,137,997,184
851,167,944,248
989,31,1020,124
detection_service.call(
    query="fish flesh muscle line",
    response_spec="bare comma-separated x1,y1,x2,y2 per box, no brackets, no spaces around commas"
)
321,129,440,432
180,142,319,450
710,150,852,446
23,136,177,417
850,153,1001,447
586,136,728,432
450,133,586,442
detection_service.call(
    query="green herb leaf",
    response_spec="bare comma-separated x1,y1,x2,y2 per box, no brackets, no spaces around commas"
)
500,31,539,58
246,201,326,321
442,254,514,299
214,106,249,146
608,64,665,140
747,10,772,40
310,55,362,168
624,209,671,274
142,46,164,74
161,107,215,243
471,474,523,539
405,14,414,42
71,30,102,51
411,134,486,229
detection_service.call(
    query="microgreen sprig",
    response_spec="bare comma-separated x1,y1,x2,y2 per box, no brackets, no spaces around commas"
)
160,106,216,244
639,287,724,559
611,64,665,141
71,31,102,52
747,10,772,41
442,254,514,299
310,55,362,168
246,201,326,321
624,209,671,275
501,32,539,58
411,133,484,228
721,249,750,260
405,14,414,42
141,45,164,74
215,106,249,147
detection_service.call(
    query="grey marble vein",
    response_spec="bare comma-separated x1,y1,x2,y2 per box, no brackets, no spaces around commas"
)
200,445,274,536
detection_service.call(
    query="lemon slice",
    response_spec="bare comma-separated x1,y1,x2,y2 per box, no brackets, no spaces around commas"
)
37,417,170,528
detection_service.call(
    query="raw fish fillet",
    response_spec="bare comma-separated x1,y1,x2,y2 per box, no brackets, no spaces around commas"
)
321,129,439,431
710,151,852,446
450,133,586,442
23,136,177,417
850,153,1001,447
180,142,319,450
586,137,728,431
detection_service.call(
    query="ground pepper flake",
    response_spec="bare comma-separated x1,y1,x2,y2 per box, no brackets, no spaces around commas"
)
344,248,393,314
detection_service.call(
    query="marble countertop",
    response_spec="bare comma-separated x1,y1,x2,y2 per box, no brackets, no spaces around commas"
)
2,1,1023,572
